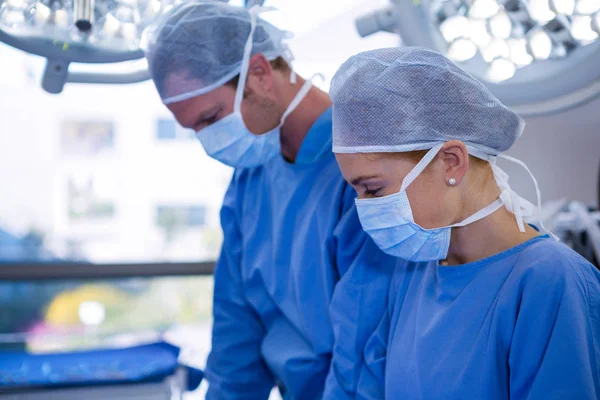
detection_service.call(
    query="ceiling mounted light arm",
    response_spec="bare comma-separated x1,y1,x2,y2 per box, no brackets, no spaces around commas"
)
40,59,151,93
2,26,149,93
67,68,150,84
355,5,400,37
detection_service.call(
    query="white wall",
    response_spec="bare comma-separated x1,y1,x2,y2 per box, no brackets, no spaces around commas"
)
505,96,600,206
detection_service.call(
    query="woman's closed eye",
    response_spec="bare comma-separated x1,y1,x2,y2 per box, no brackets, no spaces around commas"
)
364,186,384,198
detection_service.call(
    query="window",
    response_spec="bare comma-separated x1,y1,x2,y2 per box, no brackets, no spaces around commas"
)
60,120,114,157
157,119,177,140
156,205,206,228
156,118,195,141
67,173,116,221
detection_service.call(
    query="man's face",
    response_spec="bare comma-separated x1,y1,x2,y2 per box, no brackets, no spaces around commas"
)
165,55,284,135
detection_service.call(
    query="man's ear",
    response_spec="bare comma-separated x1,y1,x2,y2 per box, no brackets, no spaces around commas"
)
245,53,275,96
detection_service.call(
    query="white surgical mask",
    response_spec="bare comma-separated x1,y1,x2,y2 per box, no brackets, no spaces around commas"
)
196,7,312,168
355,144,551,262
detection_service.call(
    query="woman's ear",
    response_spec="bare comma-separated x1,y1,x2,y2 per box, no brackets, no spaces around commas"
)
441,140,469,186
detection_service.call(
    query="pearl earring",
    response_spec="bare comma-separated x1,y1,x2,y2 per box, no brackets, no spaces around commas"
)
448,178,456,186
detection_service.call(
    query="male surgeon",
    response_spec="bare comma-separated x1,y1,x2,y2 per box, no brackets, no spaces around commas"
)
142,1,395,398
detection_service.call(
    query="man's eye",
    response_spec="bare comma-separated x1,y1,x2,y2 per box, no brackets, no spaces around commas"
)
204,115,218,125
364,187,383,198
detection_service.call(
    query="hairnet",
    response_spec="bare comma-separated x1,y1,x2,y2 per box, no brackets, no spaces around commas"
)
141,0,293,104
330,47,525,157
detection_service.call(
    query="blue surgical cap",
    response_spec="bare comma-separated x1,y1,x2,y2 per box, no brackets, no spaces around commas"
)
141,0,293,104
330,47,525,156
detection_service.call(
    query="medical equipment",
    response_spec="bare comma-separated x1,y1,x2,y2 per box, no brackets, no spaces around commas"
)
541,199,600,266
355,0,600,116
0,0,264,94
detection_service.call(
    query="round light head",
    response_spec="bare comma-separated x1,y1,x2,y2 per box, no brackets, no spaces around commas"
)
381,0,600,115
0,0,170,55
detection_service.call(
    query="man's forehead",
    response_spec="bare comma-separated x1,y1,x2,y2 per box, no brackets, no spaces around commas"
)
163,70,206,102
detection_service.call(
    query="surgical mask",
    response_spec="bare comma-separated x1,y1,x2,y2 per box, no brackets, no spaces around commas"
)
355,143,549,262
195,7,312,168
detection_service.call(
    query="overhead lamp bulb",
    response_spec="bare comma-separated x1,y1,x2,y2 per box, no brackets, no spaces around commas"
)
527,28,553,60
448,38,478,61
487,57,516,81
440,15,470,42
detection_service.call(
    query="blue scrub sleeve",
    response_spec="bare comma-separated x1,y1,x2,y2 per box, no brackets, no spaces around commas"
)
205,178,275,400
509,259,600,399
355,308,389,399
324,185,396,399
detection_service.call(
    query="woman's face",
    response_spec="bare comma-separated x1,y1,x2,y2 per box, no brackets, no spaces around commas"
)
335,145,468,229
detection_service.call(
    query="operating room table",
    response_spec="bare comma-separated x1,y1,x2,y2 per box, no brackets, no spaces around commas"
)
0,341,203,400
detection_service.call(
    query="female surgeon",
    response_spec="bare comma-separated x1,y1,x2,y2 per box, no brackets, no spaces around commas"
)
325,47,600,399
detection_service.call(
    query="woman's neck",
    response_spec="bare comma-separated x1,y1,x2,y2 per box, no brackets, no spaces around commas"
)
444,194,540,266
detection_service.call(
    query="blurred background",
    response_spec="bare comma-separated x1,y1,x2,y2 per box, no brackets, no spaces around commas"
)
1,0,599,398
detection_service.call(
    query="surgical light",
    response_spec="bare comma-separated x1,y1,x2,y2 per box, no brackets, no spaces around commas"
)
0,0,175,93
355,0,600,116
425,0,599,85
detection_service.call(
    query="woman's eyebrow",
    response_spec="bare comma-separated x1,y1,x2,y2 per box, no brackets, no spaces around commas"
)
351,174,382,186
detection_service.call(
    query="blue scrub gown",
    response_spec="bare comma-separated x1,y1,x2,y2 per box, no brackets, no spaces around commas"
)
334,235,600,399
204,108,395,399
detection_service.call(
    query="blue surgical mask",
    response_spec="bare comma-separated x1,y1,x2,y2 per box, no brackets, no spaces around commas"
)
196,111,282,168
195,8,313,168
354,144,531,262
